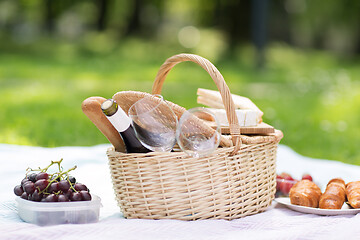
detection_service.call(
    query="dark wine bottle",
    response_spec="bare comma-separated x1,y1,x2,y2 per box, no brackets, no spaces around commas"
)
101,99,151,153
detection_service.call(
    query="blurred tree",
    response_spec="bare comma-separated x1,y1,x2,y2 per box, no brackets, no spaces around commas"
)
42,0,73,34
268,0,291,44
283,0,360,55
251,0,269,69
123,0,142,36
0,0,359,56
122,0,164,38
96,0,109,31
215,0,251,53
43,0,54,33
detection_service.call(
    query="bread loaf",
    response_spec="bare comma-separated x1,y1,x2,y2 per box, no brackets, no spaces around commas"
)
319,178,346,209
289,180,322,208
346,181,360,208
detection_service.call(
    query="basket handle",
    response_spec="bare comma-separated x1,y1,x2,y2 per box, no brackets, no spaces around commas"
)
152,53,241,152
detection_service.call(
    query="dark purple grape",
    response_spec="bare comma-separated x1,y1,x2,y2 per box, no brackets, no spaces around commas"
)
35,179,49,191
20,192,28,199
14,185,24,196
80,191,92,201
21,178,30,186
64,189,72,198
57,194,69,202
67,176,76,184
74,183,88,192
44,194,58,202
31,190,43,202
23,182,35,194
51,175,61,182
70,192,82,201
59,180,70,192
36,172,49,180
48,182,60,193
28,173,38,183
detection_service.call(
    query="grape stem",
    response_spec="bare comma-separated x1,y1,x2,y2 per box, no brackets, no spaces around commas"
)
26,159,64,175
39,165,77,194
26,159,78,194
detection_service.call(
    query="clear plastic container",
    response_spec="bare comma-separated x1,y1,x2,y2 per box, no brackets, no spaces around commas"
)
16,195,102,226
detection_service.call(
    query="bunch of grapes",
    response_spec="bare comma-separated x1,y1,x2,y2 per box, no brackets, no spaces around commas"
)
13,159,91,202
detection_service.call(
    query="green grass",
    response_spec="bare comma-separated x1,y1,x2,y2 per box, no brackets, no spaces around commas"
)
1,38,359,165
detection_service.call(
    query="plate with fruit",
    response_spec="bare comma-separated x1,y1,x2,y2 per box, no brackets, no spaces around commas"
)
13,159,102,226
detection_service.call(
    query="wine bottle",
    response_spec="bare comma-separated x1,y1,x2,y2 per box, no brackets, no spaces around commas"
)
101,99,151,153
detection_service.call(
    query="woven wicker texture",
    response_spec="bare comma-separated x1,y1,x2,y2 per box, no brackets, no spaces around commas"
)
107,53,283,220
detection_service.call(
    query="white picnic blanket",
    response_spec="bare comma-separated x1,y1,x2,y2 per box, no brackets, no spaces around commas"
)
1,143,360,240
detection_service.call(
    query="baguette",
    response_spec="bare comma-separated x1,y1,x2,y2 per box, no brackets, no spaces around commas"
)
319,178,346,209
289,180,322,208
81,97,125,152
346,181,360,208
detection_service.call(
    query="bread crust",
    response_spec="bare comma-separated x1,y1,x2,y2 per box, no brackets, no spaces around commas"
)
346,181,360,208
319,178,346,209
289,180,322,208
82,97,125,152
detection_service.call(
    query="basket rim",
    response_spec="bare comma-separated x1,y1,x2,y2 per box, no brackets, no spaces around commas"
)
231,129,283,145
107,129,283,156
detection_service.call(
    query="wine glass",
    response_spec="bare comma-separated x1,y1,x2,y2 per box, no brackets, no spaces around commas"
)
128,95,178,152
176,107,221,157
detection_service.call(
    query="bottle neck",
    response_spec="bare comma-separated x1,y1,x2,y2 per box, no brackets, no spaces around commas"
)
101,99,118,116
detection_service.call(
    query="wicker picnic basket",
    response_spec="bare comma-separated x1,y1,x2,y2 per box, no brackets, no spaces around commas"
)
107,53,283,220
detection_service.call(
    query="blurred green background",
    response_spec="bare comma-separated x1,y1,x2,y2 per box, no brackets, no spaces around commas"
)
0,0,359,164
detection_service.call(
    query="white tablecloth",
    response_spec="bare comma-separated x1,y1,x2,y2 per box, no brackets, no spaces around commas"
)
1,143,360,240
